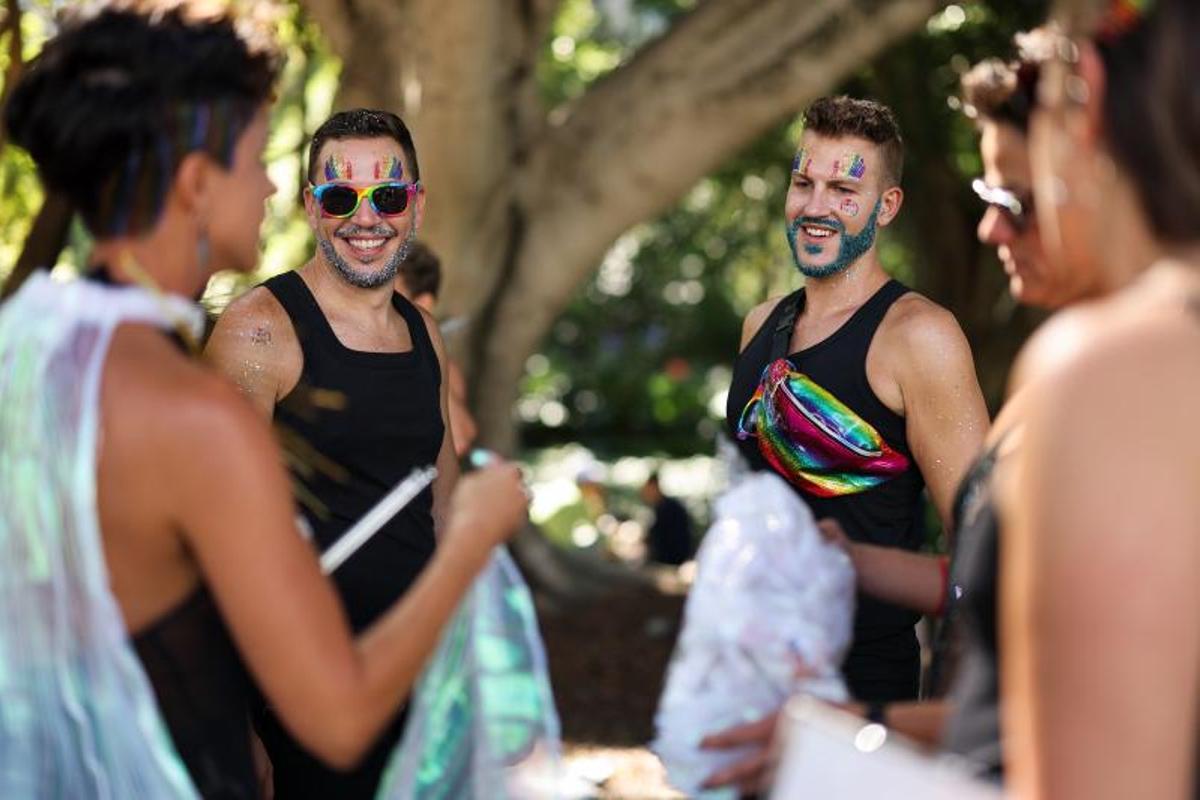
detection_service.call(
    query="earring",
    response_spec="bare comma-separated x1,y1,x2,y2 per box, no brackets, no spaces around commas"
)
196,228,211,271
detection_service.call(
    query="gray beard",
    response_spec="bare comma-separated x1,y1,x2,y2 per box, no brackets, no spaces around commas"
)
318,227,414,289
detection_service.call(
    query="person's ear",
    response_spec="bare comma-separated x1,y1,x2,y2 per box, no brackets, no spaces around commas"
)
877,185,904,227
172,151,217,218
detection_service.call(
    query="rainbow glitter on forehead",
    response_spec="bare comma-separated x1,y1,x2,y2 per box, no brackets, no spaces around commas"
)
736,358,908,497
324,153,354,181
791,148,815,175
832,153,867,180
375,155,404,181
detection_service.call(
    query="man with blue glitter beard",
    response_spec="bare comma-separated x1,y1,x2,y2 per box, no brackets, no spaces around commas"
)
706,96,990,794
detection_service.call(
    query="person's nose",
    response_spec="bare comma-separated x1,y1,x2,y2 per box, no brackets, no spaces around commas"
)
977,206,1013,247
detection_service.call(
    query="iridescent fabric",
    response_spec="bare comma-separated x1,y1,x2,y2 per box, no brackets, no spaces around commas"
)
378,549,563,799
736,357,909,497
0,273,205,798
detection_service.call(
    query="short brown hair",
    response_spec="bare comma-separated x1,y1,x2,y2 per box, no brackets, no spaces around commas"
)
960,29,1056,133
398,240,441,299
801,96,904,187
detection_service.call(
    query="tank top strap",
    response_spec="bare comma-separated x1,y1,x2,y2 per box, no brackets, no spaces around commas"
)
767,288,807,362
390,291,441,386
261,270,337,360
834,278,910,362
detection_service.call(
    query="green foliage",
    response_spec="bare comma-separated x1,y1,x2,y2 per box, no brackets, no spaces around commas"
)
520,0,1049,457
0,0,338,297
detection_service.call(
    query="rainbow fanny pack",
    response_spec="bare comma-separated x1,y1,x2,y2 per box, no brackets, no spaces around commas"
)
736,357,909,497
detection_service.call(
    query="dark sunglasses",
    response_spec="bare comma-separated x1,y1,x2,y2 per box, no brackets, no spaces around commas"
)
971,178,1035,232
311,181,420,218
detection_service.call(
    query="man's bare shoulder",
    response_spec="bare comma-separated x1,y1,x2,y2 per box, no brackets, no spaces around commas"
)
208,285,297,352
739,295,788,351
878,291,972,364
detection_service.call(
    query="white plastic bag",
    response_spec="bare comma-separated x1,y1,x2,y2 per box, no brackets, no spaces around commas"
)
652,471,856,797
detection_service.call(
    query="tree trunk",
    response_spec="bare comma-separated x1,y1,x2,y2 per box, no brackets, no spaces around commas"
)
301,0,951,452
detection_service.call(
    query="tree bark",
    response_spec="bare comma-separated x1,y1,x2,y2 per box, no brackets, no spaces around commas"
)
301,0,950,451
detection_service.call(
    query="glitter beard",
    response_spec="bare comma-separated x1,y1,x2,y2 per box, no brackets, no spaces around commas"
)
319,225,414,289
737,358,909,497
786,198,881,279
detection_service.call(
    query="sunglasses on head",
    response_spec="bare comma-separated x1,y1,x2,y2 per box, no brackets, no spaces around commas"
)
972,178,1035,232
311,181,420,218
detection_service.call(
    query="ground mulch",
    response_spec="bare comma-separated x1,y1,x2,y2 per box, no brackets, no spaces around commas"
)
539,587,685,747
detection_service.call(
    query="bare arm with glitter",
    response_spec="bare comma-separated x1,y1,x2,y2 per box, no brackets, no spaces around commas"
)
204,286,303,418
870,294,989,534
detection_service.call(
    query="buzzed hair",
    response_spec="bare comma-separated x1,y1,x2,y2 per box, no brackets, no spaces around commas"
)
307,108,419,184
801,96,904,187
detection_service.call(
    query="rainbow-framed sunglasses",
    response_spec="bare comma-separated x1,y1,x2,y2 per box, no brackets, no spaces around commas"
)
310,180,421,218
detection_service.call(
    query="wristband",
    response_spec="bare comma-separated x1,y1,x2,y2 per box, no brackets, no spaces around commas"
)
865,702,887,726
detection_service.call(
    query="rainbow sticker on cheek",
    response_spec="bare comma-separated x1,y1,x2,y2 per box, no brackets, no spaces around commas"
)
831,153,867,180
375,156,403,181
324,154,353,181
791,148,814,175
840,198,861,217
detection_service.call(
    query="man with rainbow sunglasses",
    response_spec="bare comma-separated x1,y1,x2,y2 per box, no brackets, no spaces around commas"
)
705,96,990,794
206,109,460,799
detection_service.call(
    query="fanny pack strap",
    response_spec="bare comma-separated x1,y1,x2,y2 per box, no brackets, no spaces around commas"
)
768,289,806,362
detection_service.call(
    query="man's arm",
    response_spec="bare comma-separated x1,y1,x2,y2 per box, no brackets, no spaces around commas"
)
417,306,460,538
203,286,302,419
880,298,990,535
821,518,947,616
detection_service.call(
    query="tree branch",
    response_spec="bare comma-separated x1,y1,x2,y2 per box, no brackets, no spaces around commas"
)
469,0,949,448
525,0,948,281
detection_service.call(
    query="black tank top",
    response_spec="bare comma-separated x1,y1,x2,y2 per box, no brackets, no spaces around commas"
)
133,589,257,799
939,443,1003,780
726,279,925,701
254,270,444,799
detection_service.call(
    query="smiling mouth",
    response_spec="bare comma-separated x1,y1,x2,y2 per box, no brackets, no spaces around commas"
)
339,236,392,259
801,224,838,239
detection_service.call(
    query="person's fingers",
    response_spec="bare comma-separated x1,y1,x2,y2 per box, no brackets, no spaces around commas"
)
701,748,770,789
816,517,845,540
700,713,775,748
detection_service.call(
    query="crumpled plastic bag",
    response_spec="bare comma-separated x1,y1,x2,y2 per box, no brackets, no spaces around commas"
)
652,471,857,797
377,548,564,800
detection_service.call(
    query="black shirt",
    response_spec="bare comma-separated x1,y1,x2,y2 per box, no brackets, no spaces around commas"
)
253,270,443,799
725,280,925,702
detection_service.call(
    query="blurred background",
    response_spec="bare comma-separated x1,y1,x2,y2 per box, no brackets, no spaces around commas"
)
0,1,1048,795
